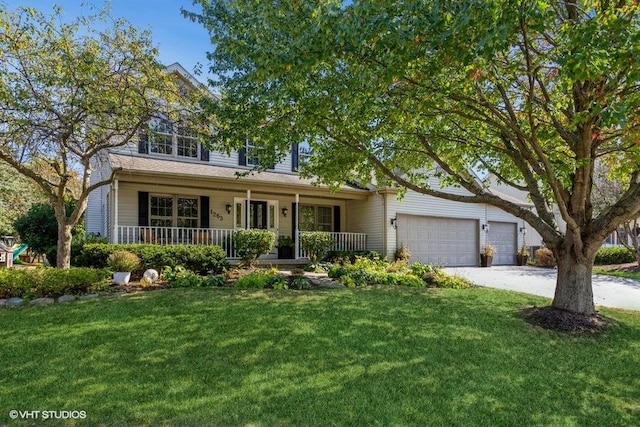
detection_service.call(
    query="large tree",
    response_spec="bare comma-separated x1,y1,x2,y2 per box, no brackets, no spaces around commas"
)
186,0,640,315
0,5,198,268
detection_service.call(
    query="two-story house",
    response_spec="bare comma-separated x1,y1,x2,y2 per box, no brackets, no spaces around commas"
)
86,63,543,266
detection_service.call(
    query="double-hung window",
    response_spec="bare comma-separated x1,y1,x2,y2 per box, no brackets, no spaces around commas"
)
150,195,199,228
148,116,201,160
299,205,333,231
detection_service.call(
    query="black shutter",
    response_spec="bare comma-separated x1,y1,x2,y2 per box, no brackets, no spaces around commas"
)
291,143,299,171
138,192,149,226
239,147,247,166
333,206,341,232
292,202,297,243
200,145,210,162
200,196,210,228
138,130,149,154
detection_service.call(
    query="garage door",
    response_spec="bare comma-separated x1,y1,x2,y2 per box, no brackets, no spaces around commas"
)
397,214,478,266
488,221,517,265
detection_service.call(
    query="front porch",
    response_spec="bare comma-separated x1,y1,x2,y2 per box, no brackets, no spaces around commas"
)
116,226,367,260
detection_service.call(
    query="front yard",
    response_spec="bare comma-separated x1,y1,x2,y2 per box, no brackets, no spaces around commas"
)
1,286,639,426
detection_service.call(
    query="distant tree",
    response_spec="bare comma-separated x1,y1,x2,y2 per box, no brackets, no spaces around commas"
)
593,161,640,265
0,161,46,235
186,0,640,317
13,202,82,262
0,4,204,268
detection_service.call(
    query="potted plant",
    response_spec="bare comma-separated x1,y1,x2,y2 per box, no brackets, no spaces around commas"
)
276,235,294,259
516,244,530,266
480,243,496,267
107,250,141,285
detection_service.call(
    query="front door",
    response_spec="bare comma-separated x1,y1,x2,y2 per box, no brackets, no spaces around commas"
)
250,201,268,229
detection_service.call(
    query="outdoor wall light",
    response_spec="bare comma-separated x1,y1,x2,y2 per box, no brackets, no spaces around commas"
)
225,204,232,214
282,207,288,217
482,223,490,232
390,217,397,229
519,226,527,235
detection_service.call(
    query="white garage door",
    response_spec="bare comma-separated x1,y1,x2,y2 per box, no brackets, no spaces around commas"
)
397,214,478,266
488,221,517,265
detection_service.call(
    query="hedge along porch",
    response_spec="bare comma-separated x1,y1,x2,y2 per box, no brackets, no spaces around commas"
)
100,154,369,260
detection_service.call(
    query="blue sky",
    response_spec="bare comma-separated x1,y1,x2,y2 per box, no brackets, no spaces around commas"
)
2,1,212,77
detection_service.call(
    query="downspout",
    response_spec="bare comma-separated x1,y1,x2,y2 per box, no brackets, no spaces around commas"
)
246,189,251,229
112,179,119,244
294,193,300,259
382,192,388,260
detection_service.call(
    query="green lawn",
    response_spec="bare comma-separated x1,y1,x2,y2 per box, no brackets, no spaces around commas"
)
594,269,640,281
1,287,640,426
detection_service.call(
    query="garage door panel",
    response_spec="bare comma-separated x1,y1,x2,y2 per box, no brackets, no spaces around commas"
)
397,214,478,267
488,221,517,265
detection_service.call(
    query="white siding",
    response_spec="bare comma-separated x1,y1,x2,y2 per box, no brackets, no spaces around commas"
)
85,155,113,236
347,194,385,254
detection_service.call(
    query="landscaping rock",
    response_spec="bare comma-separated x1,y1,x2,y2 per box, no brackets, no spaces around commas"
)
5,297,24,307
0,299,7,307
57,295,76,303
79,293,99,301
30,297,55,306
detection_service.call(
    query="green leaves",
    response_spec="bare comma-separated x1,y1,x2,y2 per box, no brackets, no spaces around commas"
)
190,0,640,247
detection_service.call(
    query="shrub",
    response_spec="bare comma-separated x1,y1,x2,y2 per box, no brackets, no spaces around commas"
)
234,271,271,289
395,244,411,262
0,267,110,299
595,246,636,265
161,266,227,288
300,232,335,263
324,250,382,264
107,250,140,272
76,244,229,275
535,247,556,267
233,229,276,266
289,275,311,290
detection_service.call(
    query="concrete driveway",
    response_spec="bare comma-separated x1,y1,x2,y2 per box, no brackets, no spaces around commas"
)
443,265,640,312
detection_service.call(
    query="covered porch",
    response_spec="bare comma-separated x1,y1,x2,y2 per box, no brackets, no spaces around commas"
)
116,225,367,260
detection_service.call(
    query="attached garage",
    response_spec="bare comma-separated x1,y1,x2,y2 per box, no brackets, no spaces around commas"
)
397,214,479,266
488,221,517,265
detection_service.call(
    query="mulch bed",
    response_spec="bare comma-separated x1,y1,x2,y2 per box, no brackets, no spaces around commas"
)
521,306,615,335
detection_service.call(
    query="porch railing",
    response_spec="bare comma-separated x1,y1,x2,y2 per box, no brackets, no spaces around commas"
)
117,226,236,258
297,231,367,258
116,226,368,261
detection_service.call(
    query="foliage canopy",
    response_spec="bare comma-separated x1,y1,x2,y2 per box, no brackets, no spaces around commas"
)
186,0,640,315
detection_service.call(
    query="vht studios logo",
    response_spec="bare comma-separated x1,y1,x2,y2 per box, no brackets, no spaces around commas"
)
9,410,87,420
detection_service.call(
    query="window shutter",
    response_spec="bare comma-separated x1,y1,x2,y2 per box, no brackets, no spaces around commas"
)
292,202,298,242
200,145,210,162
138,130,149,154
138,192,149,226
291,143,299,171
200,196,210,228
333,206,341,232
239,147,247,166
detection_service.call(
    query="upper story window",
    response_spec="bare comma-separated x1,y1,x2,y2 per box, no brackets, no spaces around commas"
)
149,118,174,155
292,141,312,172
245,140,260,166
140,116,208,161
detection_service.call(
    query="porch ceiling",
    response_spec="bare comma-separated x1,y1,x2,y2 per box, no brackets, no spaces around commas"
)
109,153,370,200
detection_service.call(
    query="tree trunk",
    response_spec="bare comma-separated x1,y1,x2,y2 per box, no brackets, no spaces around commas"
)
56,223,73,269
551,250,596,315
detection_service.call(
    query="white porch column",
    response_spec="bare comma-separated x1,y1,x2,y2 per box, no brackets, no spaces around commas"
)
112,179,119,244
246,189,251,229
294,193,300,259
